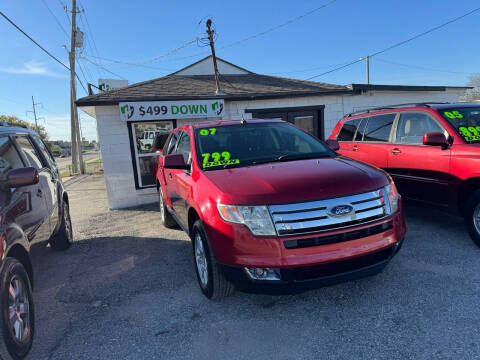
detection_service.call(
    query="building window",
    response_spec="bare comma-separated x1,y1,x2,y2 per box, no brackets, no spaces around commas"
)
129,121,174,188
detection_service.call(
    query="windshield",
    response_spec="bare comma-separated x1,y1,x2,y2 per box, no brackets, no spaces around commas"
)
195,122,334,170
439,107,480,143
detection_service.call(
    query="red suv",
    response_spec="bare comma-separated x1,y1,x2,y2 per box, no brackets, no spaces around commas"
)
330,103,480,246
156,119,405,299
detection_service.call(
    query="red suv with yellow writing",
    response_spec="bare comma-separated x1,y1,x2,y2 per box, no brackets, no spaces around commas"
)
156,119,405,299
330,103,480,246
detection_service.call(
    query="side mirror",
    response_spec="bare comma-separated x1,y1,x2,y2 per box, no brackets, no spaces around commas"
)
7,167,39,188
423,132,449,149
162,154,190,170
325,139,340,151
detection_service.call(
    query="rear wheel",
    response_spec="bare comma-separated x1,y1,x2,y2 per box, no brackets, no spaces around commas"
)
159,189,176,228
192,220,234,300
465,189,480,247
0,258,34,360
50,200,73,251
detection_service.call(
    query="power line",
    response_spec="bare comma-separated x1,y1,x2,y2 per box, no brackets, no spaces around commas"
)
375,58,474,75
40,0,69,39
0,10,70,71
307,6,480,80
219,0,338,51
162,0,340,64
78,0,105,77
80,56,126,79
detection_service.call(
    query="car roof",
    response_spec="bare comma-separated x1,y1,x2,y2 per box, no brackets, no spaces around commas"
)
190,118,285,129
343,102,480,119
0,123,37,135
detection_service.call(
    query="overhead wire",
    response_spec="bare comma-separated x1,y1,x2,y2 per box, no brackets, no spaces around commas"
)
306,6,480,80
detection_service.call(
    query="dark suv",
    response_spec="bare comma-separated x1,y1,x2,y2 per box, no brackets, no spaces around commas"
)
0,124,72,359
329,103,480,246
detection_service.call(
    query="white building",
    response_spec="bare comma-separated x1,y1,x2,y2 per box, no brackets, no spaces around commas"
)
77,56,468,209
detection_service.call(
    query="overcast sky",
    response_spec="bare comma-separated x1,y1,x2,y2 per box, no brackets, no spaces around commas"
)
0,0,479,140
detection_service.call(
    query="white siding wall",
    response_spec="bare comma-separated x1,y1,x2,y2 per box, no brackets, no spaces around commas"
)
96,106,159,209
94,88,465,209
174,58,249,76
224,89,466,138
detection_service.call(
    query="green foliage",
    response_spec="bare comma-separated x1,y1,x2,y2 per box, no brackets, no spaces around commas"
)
0,115,49,141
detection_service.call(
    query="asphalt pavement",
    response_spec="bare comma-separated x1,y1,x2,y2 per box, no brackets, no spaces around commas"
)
29,175,480,359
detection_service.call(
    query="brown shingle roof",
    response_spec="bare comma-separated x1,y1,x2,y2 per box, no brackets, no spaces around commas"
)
76,74,350,106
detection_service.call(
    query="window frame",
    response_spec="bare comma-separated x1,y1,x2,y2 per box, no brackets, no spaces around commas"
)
175,131,192,166
127,120,176,190
358,112,398,144
391,110,447,146
337,116,369,142
13,134,48,170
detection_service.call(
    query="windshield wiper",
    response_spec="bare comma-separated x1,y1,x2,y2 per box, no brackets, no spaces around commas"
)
276,153,330,162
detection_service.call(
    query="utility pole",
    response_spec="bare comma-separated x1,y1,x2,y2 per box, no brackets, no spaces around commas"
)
31,96,39,133
206,19,224,95
68,0,85,174
366,56,370,84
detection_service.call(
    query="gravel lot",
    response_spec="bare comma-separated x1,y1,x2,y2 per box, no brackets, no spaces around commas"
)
29,174,480,359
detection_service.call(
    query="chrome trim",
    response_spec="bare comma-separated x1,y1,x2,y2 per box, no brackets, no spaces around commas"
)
269,189,388,236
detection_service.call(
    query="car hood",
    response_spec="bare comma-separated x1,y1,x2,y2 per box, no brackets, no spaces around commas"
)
203,156,389,205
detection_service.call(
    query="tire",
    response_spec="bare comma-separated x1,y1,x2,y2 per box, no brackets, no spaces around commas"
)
191,220,234,300
50,200,73,251
465,189,480,247
159,189,176,228
0,258,34,360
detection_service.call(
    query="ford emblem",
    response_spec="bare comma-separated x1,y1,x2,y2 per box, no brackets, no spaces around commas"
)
328,204,354,217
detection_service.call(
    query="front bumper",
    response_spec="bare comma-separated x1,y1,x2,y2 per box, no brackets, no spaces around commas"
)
221,238,403,294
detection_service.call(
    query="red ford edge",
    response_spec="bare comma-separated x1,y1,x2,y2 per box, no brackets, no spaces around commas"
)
157,119,406,299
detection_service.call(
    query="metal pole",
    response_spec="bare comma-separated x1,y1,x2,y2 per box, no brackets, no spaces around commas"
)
206,19,223,95
31,96,39,133
366,56,370,84
69,0,78,174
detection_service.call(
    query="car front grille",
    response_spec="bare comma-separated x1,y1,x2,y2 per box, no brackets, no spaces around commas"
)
269,189,388,236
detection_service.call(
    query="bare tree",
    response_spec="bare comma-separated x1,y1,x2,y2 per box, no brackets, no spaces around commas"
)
463,74,480,101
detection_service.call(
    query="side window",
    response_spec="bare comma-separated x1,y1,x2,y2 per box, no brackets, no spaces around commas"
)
164,133,178,155
15,136,44,169
31,134,56,169
395,112,444,144
337,119,359,141
0,137,25,178
354,117,368,141
176,132,191,164
363,113,396,142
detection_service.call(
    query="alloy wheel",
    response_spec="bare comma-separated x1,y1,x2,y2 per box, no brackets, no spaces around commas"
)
8,276,30,341
64,204,73,243
194,233,209,288
473,204,480,235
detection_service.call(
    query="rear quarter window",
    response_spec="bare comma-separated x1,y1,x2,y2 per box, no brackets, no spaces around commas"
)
337,117,367,141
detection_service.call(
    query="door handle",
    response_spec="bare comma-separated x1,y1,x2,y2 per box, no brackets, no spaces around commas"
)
352,145,359,152
36,189,43,198
391,148,402,155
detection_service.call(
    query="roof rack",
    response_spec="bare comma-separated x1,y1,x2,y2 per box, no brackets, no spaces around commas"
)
0,122,28,128
346,102,451,117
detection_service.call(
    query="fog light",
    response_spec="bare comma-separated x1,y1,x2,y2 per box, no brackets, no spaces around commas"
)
244,267,281,281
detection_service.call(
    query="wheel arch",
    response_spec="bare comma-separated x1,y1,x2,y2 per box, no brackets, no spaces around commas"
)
187,206,201,238
458,177,480,215
6,244,34,289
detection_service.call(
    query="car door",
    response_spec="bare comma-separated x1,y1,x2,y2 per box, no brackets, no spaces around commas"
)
336,116,367,159
0,135,49,244
13,135,53,244
386,111,452,206
355,113,396,168
161,131,180,210
171,131,193,227
30,134,60,231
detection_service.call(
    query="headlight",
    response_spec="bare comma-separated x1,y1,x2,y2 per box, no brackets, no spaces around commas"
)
217,204,276,236
383,183,399,214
